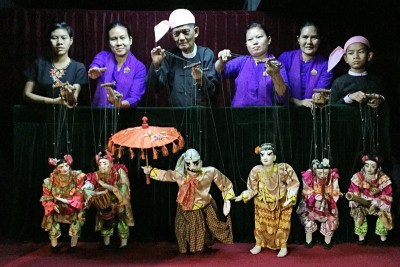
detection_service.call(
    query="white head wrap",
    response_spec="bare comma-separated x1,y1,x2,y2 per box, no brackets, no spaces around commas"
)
154,9,196,42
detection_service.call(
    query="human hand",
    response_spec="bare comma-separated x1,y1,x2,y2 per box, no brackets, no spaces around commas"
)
191,67,203,82
265,58,281,76
150,46,165,69
217,49,232,63
60,84,77,107
223,200,231,216
367,98,381,108
348,91,366,103
88,67,107,79
298,98,313,108
141,165,152,175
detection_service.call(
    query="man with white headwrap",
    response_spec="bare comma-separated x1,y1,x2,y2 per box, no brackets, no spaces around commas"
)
147,9,218,107
142,148,235,254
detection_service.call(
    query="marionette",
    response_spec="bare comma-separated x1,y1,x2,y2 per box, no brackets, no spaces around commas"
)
40,154,93,252
235,143,299,257
296,158,341,249
142,148,235,254
86,150,134,249
346,154,393,245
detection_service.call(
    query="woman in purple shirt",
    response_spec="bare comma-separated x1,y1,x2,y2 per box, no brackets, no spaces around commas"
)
88,21,146,108
215,22,289,107
278,22,333,108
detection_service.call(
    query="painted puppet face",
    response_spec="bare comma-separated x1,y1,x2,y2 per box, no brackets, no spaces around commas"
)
315,168,330,180
184,149,202,177
344,42,372,73
50,28,73,57
171,24,199,54
246,26,271,59
260,149,276,167
98,158,112,174
364,160,378,176
56,162,70,176
298,25,320,60
109,25,132,58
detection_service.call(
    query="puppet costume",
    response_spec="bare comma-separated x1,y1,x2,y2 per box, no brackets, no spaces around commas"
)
90,51,146,107
241,163,299,250
278,49,333,100
348,169,393,237
220,55,289,106
40,155,92,249
148,164,235,253
86,162,134,242
297,168,341,240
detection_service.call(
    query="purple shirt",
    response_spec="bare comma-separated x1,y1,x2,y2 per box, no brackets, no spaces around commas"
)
90,51,146,107
221,55,289,107
278,49,332,100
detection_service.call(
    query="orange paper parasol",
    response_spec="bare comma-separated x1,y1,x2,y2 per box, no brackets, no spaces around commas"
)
108,116,185,184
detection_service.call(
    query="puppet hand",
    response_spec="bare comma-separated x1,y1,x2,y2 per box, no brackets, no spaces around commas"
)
349,201,358,208
234,195,243,202
141,166,152,175
217,49,232,62
88,67,107,79
223,200,231,216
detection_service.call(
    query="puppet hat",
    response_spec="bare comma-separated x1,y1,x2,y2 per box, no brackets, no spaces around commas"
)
327,36,371,72
154,9,196,42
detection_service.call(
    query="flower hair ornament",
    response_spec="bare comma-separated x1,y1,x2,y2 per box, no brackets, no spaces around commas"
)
48,154,73,167
361,154,381,165
95,150,114,164
255,143,275,155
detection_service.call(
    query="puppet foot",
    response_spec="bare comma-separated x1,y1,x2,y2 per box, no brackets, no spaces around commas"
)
120,238,127,249
277,248,288,257
71,236,78,248
103,236,110,246
323,236,333,249
250,245,262,255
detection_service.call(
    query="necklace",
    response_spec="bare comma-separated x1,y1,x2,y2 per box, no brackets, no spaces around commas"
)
50,59,71,84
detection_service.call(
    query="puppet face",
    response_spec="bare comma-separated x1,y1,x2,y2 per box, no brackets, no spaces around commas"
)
260,149,276,167
56,162,70,176
298,25,320,59
171,24,199,54
184,149,202,177
109,25,132,58
50,28,73,57
315,168,330,180
98,158,112,174
364,160,378,176
246,26,271,59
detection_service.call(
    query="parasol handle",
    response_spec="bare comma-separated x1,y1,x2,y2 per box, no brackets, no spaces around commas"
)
145,151,151,185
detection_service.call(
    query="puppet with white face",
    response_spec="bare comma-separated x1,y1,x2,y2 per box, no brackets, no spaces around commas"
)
235,143,299,258
86,150,134,249
347,154,393,245
142,148,235,254
40,154,91,252
297,159,341,249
